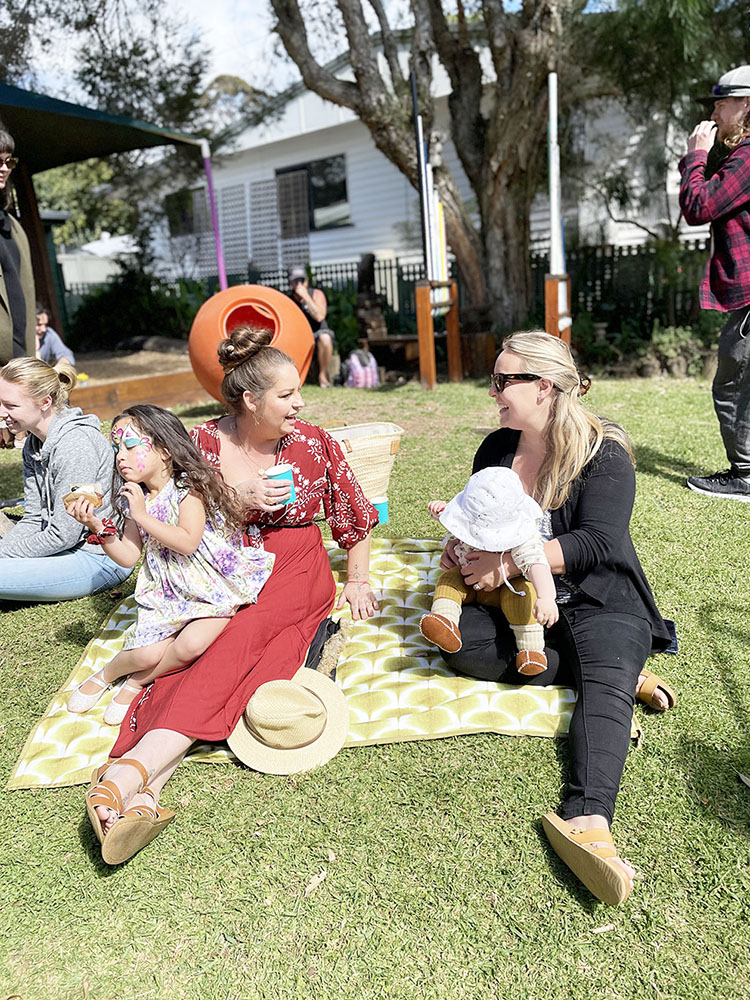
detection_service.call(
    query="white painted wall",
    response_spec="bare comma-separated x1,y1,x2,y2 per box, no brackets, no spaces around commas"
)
152,42,706,277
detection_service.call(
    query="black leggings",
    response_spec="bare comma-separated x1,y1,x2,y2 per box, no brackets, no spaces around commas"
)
441,602,653,826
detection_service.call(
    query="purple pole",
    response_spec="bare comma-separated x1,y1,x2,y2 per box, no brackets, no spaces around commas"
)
201,139,227,291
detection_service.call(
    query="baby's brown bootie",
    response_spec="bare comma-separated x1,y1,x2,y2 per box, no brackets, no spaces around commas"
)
420,612,462,653
516,649,547,676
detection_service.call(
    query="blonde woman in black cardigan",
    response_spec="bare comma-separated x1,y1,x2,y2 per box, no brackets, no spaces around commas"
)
440,331,674,906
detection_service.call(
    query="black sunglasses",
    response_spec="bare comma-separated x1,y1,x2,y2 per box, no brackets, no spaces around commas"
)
489,372,542,392
0,155,18,170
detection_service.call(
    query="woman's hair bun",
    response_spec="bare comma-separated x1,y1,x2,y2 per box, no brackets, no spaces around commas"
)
217,325,274,374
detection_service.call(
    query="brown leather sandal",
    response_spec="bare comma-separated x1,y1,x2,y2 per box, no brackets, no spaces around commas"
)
420,612,462,653
86,758,149,845
541,813,632,906
101,787,176,866
636,670,676,711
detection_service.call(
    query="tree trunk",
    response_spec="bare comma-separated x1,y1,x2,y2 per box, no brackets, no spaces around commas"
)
480,168,535,331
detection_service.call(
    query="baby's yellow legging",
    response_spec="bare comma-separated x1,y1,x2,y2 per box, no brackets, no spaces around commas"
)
433,566,537,627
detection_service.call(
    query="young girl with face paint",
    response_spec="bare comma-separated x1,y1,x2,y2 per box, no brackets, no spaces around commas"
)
66,404,275,725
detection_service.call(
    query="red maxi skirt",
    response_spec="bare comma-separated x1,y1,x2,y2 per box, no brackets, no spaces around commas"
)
111,523,337,757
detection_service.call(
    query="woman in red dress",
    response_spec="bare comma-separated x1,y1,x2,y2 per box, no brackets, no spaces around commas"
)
85,326,378,863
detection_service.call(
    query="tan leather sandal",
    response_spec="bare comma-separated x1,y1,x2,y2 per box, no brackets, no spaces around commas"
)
636,670,676,711
542,812,632,906
102,788,176,866
86,757,175,864
420,612,462,652
86,758,149,845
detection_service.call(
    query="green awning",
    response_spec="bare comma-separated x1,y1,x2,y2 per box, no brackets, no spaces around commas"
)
0,83,203,174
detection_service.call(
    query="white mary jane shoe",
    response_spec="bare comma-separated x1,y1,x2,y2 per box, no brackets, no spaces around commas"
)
67,671,111,714
103,681,143,726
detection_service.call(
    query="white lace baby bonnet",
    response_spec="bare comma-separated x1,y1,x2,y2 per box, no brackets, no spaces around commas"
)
439,466,543,564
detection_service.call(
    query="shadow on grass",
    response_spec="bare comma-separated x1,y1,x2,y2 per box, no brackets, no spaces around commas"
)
633,443,703,485
672,600,750,837
676,738,750,840
532,818,602,913
699,601,750,738
54,590,134,648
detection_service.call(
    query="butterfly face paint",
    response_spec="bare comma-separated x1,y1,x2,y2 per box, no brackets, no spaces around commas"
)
111,423,153,454
110,420,165,480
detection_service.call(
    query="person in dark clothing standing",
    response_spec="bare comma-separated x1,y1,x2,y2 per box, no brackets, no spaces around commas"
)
0,127,35,366
679,66,750,501
439,331,674,906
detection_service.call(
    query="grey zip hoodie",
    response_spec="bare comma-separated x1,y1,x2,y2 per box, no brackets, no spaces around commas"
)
0,406,117,559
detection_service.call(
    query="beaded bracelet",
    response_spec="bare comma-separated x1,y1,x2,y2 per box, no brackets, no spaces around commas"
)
86,516,118,546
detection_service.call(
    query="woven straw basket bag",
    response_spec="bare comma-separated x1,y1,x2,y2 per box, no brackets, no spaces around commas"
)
326,422,404,498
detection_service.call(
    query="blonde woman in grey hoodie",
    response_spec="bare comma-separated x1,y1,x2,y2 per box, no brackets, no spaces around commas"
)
0,357,131,601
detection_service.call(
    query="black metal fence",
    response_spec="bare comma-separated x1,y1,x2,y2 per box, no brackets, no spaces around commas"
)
250,258,450,334
530,240,709,332
63,241,710,338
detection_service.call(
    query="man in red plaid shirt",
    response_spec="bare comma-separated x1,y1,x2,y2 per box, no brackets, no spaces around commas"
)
679,66,750,501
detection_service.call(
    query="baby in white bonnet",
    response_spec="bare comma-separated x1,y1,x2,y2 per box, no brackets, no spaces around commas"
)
420,466,558,675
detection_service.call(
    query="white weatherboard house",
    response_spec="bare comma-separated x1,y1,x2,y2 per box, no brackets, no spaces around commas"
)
154,38,707,282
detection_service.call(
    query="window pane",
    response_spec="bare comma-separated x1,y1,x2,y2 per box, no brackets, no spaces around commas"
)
310,155,349,229
277,169,310,239
164,188,196,238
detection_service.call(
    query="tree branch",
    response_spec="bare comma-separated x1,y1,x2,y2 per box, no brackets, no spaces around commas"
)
425,0,486,187
366,0,404,89
270,0,362,111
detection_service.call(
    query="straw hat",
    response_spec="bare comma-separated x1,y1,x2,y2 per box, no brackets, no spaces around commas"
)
439,467,542,552
227,666,350,775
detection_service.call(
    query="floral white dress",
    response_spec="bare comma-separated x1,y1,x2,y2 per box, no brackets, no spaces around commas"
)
123,477,275,649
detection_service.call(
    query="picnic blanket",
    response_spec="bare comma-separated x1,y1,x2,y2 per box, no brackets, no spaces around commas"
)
7,538,640,790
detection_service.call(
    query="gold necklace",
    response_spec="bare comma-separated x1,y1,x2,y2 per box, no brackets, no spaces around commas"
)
230,418,278,472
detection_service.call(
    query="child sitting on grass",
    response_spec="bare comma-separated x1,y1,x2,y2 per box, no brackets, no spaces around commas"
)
66,404,275,725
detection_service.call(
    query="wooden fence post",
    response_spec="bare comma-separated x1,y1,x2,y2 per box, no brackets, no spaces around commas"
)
415,281,437,389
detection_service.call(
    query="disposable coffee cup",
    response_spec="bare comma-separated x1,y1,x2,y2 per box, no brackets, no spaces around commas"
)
265,463,296,505
371,495,389,524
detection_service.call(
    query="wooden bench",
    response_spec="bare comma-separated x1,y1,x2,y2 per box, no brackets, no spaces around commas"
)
367,331,496,376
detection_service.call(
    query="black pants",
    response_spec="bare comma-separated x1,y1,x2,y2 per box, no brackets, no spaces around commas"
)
713,303,750,475
441,603,653,826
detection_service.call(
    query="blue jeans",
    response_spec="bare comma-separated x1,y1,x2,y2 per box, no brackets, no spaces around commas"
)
0,548,132,603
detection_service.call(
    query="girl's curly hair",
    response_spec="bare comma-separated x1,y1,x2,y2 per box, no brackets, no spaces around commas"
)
109,405,246,532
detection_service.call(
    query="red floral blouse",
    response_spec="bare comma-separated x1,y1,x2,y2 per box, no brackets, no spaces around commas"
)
191,418,378,550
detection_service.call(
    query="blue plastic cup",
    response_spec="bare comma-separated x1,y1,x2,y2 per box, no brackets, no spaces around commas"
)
371,495,389,524
265,463,296,505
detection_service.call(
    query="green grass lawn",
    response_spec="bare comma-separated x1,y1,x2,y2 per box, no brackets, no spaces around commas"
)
1,376,749,1000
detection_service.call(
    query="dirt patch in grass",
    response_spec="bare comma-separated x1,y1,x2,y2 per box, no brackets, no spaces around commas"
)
75,349,192,384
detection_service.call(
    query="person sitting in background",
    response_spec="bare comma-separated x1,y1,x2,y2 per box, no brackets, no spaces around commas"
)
0,357,131,602
35,305,75,366
288,267,335,387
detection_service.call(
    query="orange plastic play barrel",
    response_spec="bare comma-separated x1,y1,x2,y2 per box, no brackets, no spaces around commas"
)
188,285,315,403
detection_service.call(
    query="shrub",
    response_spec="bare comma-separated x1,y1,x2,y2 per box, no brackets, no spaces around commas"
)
68,267,206,352
318,283,360,358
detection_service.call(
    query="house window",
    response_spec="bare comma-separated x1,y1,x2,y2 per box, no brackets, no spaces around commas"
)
164,188,197,238
276,155,350,237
